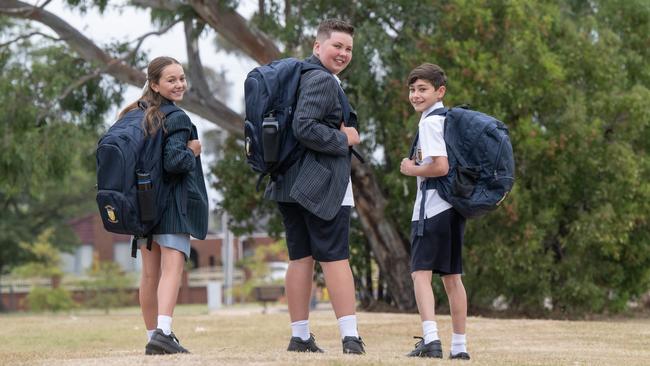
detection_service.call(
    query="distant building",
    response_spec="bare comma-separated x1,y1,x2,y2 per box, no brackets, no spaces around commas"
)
64,212,277,274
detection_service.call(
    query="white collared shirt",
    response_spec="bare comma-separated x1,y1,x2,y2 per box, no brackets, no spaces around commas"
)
333,74,355,207
411,101,452,220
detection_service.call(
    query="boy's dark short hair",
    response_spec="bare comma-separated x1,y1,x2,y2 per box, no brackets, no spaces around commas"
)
316,19,355,41
408,63,447,89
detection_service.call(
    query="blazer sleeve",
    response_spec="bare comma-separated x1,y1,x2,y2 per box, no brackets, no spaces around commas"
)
292,71,349,157
163,111,196,174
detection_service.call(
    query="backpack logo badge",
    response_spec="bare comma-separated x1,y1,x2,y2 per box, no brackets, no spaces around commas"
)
104,205,118,223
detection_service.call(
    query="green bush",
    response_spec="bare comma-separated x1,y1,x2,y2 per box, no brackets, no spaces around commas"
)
25,287,76,312
79,261,134,314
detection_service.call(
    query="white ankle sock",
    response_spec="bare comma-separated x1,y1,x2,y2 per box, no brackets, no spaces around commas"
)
146,329,156,341
451,333,467,355
422,320,439,344
291,319,310,341
337,314,359,339
157,315,172,335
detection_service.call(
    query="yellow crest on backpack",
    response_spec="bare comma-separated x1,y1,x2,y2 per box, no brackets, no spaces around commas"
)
105,205,118,223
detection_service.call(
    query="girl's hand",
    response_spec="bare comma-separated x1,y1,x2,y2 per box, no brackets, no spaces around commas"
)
187,139,202,157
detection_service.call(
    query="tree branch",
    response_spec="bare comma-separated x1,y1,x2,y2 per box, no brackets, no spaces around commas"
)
187,0,280,64
0,31,61,48
122,18,182,62
0,0,243,137
132,0,281,64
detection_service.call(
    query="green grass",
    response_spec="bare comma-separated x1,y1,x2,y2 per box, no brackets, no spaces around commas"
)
1,304,649,365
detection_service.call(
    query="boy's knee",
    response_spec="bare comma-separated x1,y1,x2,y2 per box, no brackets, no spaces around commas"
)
442,274,463,289
411,270,429,282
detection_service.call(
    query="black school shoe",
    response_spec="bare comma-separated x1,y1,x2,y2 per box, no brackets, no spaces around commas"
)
287,334,324,353
450,351,471,360
342,336,365,354
406,337,443,358
145,329,190,355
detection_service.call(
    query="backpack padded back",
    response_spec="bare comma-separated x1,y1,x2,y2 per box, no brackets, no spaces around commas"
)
96,104,180,236
429,107,515,218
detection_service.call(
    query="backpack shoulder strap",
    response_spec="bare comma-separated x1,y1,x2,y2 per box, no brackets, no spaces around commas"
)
409,107,447,160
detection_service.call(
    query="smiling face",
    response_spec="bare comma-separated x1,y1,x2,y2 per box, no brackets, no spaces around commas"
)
409,79,446,113
151,63,187,102
314,31,353,75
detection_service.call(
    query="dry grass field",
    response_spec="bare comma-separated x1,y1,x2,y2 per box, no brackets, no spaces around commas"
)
1,304,649,366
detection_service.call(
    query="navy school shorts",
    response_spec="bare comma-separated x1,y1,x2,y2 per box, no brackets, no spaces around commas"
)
277,202,351,262
410,208,466,275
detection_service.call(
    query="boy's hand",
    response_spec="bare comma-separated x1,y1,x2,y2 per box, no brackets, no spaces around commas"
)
187,139,202,157
340,123,360,146
400,157,417,176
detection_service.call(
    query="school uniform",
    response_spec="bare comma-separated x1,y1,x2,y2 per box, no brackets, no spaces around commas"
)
137,103,209,259
265,55,355,262
410,102,466,275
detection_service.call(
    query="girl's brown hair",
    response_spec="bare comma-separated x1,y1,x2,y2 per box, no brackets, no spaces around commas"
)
119,56,182,135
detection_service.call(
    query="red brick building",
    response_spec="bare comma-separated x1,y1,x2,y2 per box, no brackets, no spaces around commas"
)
1,212,279,311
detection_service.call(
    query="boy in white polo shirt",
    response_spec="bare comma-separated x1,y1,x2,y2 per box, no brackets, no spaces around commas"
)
399,63,470,360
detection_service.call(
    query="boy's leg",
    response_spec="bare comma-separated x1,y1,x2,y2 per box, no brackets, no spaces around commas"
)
321,259,355,319
139,242,161,337
412,270,435,321
407,270,442,358
412,270,440,343
322,259,364,354
278,203,323,352
442,274,469,358
286,256,315,323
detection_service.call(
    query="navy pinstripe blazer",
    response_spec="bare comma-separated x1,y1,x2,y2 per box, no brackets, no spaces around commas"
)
153,107,209,239
264,56,353,220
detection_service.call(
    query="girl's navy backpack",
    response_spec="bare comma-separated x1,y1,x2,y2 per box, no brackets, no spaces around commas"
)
95,103,180,256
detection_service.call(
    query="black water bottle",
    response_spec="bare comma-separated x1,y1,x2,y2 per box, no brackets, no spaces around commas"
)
262,115,280,163
136,170,155,222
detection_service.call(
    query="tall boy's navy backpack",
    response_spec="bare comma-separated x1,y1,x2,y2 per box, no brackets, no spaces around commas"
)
411,106,515,220
244,58,358,189
95,103,181,257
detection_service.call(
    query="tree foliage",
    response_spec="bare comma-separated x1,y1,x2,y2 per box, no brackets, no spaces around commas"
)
0,19,122,291
217,0,650,316
2,0,648,316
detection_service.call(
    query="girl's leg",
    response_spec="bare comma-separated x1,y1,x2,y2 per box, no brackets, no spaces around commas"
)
139,242,161,332
157,246,185,317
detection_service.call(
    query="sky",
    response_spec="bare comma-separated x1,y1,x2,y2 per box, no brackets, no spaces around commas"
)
41,0,262,211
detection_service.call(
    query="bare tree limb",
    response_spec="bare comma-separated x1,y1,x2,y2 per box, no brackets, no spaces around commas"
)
0,31,61,48
130,0,179,12
132,0,281,64
0,0,244,137
122,18,182,62
187,0,281,64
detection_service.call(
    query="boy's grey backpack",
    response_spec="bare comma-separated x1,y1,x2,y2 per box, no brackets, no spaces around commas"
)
410,106,514,227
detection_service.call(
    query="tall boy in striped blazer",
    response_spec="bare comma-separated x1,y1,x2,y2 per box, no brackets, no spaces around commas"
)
264,19,365,355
